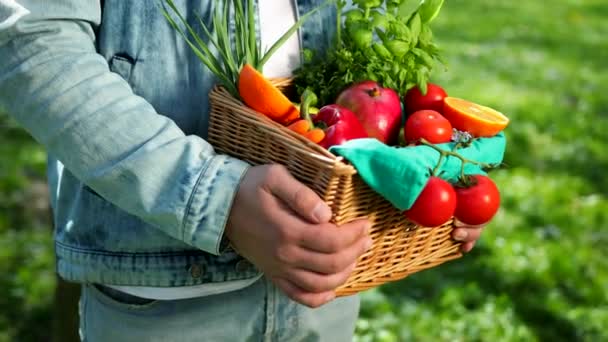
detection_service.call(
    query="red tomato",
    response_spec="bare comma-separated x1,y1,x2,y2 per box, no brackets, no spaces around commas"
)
454,175,501,225
405,177,457,227
404,110,453,144
404,83,448,114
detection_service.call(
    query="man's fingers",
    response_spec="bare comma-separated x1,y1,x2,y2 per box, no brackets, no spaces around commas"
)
453,218,487,229
453,227,483,243
283,261,357,293
291,237,370,275
264,165,332,224
272,277,335,308
461,240,476,253
453,218,486,252
299,219,371,253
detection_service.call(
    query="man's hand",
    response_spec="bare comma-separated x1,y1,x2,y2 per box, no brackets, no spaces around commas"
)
225,164,372,308
452,218,488,253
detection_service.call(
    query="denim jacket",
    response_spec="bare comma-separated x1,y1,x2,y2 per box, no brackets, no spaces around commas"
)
0,0,336,287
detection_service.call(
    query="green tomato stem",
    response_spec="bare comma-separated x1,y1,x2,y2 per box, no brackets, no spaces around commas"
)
432,153,445,176
419,138,497,181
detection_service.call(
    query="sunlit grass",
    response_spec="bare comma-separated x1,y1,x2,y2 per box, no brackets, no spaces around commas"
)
356,1,608,341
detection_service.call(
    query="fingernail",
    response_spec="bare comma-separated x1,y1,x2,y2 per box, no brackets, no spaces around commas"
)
312,203,332,223
454,230,468,241
325,292,336,302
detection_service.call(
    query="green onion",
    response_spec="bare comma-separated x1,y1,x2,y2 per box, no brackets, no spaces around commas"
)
159,0,336,99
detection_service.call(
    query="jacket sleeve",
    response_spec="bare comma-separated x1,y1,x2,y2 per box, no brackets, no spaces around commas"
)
0,0,250,255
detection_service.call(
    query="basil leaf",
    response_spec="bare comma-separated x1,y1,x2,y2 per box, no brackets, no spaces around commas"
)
398,68,408,85
419,24,433,47
370,10,389,29
390,20,412,41
373,43,393,59
354,0,383,10
419,0,444,23
351,28,374,50
344,9,365,24
376,27,390,44
408,13,422,48
385,40,410,58
398,0,423,23
416,69,428,94
412,47,435,68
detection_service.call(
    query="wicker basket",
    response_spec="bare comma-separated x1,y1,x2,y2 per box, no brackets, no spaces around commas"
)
207,79,463,296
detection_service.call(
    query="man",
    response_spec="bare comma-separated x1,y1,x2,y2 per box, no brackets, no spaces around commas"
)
0,1,486,341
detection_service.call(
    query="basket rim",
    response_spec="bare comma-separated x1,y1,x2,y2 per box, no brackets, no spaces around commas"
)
209,83,358,176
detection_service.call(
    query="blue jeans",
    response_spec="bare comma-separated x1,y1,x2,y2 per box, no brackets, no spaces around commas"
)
79,277,360,342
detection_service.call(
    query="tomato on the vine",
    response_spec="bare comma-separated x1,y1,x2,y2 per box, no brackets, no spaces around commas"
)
405,176,457,227
453,175,501,225
404,109,453,144
404,83,448,114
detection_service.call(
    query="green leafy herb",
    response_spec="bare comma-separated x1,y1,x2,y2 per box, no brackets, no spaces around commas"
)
418,0,445,23
293,0,445,105
159,0,334,99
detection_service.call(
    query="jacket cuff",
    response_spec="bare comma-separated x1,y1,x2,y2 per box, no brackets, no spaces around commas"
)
182,154,250,255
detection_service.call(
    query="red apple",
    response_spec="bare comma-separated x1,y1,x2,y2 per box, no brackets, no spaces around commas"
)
336,81,403,145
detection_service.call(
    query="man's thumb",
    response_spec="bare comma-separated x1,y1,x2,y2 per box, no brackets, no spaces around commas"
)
266,166,332,223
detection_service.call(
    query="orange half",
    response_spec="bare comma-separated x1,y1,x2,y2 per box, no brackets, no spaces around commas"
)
443,97,509,137
238,64,300,125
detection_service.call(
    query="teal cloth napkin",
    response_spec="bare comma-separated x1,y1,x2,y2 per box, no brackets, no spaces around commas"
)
329,132,506,211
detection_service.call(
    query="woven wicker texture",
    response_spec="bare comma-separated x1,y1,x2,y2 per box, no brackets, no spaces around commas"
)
207,80,463,296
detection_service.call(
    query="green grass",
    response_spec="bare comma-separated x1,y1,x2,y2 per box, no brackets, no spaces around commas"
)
1,0,607,341
0,117,55,342
355,1,608,341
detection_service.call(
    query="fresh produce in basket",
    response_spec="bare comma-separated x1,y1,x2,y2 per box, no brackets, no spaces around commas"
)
160,0,334,100
312,104,369,149
286,90,326,144
400,138,504,227
404,176,456,227
404,82,448,114
292,0,447,105
443,96,510,137
404,109,453,144
453,174,501,225
335,81,402,145
238,64,300,125
161,0,511,296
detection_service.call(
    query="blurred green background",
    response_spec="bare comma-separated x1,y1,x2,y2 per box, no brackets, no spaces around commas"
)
1,0,606,341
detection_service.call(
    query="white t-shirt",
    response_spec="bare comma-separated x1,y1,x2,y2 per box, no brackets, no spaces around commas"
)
107,0,301,300
258,0,301,78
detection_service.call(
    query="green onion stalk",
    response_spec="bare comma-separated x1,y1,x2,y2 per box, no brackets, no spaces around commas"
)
159,0,336,99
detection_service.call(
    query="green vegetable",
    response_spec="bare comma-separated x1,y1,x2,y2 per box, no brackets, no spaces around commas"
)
351,28,374,50
408,13,422,47
398,0,423,22
418,0,445,23
293,0,445,105
159,0,334,99
385,40,410,58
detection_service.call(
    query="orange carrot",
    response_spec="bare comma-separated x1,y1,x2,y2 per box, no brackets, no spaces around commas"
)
304,128,325,143
238,64,300,125
287,119,311,135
